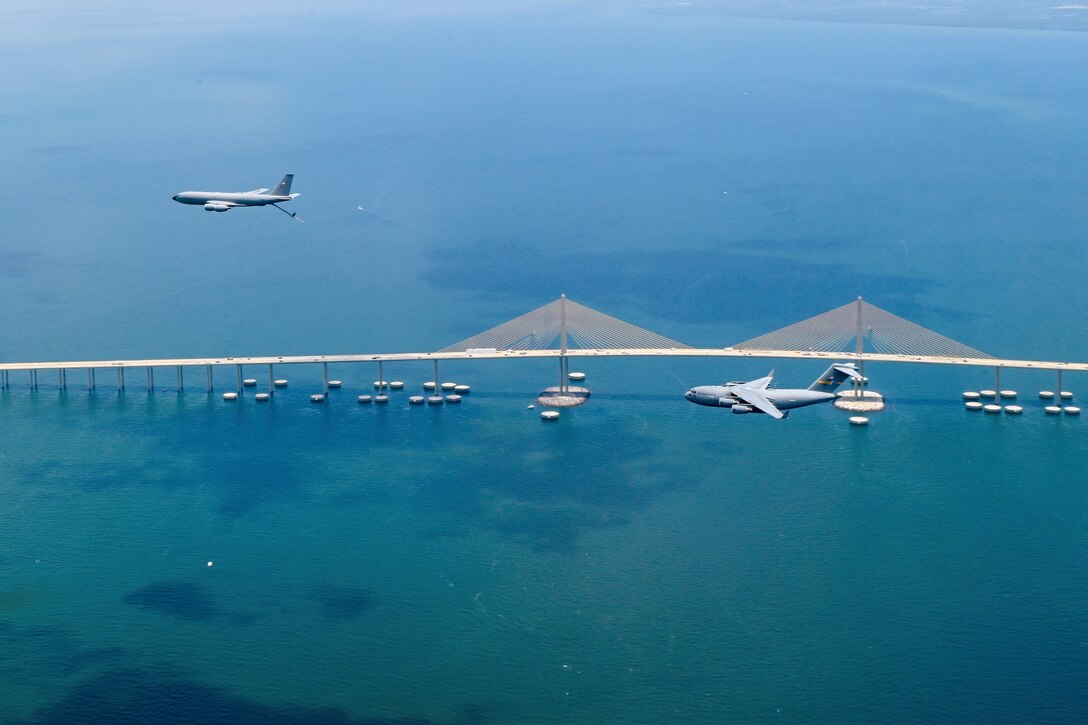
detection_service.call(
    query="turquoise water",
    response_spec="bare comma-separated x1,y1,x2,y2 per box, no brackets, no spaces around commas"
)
2,3,1088,722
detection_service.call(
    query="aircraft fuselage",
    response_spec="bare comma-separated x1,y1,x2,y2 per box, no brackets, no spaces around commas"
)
172,192,290,207
172,174,299,213
684,385,835,413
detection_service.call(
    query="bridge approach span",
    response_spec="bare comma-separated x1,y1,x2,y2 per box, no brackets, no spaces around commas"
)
0,348,1085,373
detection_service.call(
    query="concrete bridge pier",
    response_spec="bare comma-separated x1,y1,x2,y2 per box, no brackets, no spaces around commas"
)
30,369,38,390
117,368,125,392
88,368,96,391
177,366,183,393
323,362,329,394
147,367,154,392
206,365,213,393
59,369,66,391
557,355,568,393
236,364,243,394
1,369,7,390
268,364,274,394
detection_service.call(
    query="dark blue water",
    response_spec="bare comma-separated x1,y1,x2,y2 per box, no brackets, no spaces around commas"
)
2,4,1087,723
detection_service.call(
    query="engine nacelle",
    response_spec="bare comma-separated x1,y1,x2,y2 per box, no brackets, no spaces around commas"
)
204,203,231,212
731,405,752,414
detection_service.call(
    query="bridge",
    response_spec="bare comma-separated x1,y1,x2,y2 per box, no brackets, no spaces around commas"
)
0,296,1081,394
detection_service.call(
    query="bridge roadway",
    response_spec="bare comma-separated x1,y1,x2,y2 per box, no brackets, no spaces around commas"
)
1,348,1086,373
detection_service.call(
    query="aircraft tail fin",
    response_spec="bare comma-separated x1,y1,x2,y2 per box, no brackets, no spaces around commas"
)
270,174,294,196
807,363,862,392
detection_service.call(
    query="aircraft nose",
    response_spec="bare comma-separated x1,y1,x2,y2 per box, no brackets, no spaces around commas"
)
171,194,179,201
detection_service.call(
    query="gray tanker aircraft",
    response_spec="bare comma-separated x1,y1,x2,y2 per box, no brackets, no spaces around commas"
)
172,174,301,220
684,363,862,419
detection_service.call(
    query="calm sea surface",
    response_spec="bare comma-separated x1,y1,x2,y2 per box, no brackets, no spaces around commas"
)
2,3,1087,723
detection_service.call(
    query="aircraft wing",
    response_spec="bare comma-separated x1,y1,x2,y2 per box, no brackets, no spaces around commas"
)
731,386,785,419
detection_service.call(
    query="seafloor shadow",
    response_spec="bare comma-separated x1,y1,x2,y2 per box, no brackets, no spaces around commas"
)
0,622,126,682
411,420,683,551
14,668,474,725
122,580,220,622
308,583,378,621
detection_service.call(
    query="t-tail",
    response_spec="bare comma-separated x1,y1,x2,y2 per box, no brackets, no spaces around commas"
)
807,362,862,392
270,174,294,196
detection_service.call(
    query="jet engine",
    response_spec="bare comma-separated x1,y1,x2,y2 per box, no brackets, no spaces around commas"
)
204,203,231,212
731,405,752,414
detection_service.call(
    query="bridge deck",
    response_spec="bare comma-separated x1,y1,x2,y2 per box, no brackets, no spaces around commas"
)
1,348,1085,372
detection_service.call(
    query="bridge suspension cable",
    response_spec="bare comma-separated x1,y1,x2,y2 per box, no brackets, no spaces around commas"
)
440,295,689,353
733,298,993,360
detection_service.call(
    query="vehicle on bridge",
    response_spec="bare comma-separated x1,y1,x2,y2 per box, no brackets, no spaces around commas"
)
684,363,862,419
172,174,302,221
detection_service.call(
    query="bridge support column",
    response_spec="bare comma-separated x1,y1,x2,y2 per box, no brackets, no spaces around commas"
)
994,367,1000,395
854,296,866,396
236,364,242,394
1,370,7,390
88,368,95,391
434,360,439,394
268,364,274,394
118,368,125,391
559,294,569,394
147,367,154,392
59,369,66,391
378,361,383,388
177,366,183,393
323,362,329,394
206,365,212,393
1058,369,1063,397
30,369,37,390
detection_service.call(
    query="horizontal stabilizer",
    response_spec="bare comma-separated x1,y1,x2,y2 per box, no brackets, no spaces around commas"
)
834,363,863,380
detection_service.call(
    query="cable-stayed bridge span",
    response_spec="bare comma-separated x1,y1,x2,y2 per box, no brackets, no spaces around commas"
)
0,296,1082,394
